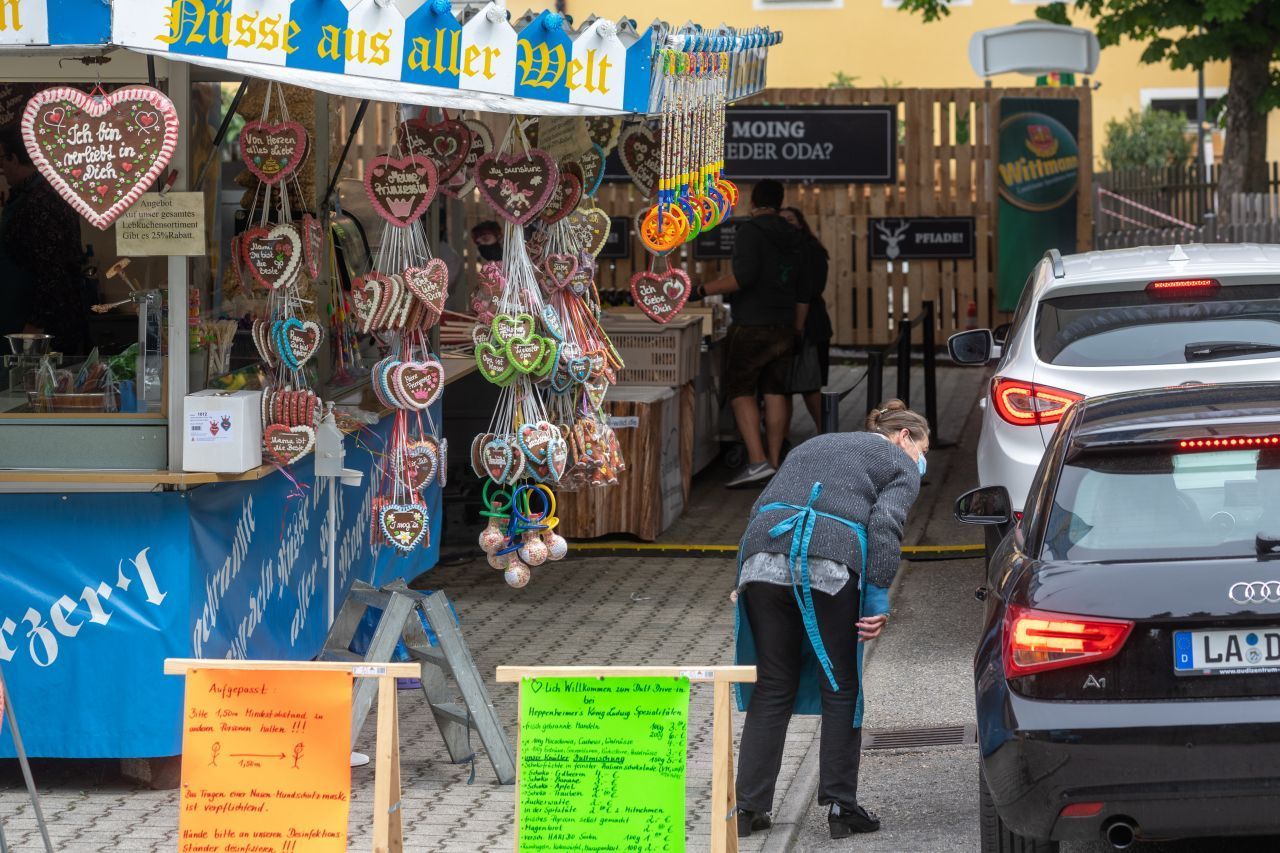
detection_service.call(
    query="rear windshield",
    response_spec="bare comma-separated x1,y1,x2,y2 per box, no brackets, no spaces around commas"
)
1035,284,1280,366
1042,447,1280,562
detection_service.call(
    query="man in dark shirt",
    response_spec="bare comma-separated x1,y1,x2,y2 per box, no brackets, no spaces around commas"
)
0,125,88,355
697,180,805,487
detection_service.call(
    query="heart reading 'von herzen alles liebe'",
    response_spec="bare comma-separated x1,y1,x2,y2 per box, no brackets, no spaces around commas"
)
398,115,470,185
21,85,178,230
618,123,660,198
630,267,692,324
364,154,439,227
263,424,315,466
241,224,302,290
473,149,559,226
238,120,307,186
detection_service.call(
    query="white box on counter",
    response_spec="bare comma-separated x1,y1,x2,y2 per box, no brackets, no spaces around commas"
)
182,389,263,473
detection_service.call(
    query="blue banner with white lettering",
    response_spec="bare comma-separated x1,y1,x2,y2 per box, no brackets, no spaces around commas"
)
0,414,440,758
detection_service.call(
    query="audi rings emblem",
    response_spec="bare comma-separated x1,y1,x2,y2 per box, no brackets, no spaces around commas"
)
1229,581,1280,605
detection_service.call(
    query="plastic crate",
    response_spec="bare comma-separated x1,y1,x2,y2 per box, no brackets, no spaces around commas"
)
602,313,702,386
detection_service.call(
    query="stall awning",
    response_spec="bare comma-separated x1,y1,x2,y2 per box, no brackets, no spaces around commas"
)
0,0,110,47
110,0,778,115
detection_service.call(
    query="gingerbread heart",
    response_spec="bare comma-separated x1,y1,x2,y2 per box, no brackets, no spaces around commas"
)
21,85,179,230
251,319,277,367
442,119,495,199
242,224,302,290
403,259,449,316
471,433,494,479
391,359,444,411
264,424,315,466
491,313,534,344
482,436,519,483
380,503,428,552
619,124,660,197
541,170,583,224
542,254,578,295
541,304,565,341
577,144,606,196
547,433,570,482
586,116,620,152
403,440,438,492
567,208,610,257
280,318,324,367
474,149,559,225
238,120,307,186
507,335,548,374
351,275,383,333
399,115,470,185
302,213,324,280
630,267,691,324
364,154,438,227
519,422,554,465
475,341,516,385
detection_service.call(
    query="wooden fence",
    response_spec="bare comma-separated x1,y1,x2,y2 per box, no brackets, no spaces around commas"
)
1095,191,1280,249
1095,162,1280,235
334,86,1093,346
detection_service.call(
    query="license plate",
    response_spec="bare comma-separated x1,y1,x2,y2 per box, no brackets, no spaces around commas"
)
1173,628,1280,675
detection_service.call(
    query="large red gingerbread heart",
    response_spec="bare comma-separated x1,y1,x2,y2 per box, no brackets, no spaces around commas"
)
21,85,179,230
399,115,470,185
630,267,691,324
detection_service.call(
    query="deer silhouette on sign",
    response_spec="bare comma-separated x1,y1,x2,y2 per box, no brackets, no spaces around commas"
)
875,219,911,260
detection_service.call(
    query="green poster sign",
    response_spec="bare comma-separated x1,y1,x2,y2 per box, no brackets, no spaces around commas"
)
518,676,690,852
996,98,1080,311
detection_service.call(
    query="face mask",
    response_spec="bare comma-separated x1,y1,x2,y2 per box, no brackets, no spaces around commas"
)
477,244,502,261
917,453,927,477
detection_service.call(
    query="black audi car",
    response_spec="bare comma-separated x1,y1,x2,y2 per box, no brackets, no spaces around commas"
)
957,382,1280,852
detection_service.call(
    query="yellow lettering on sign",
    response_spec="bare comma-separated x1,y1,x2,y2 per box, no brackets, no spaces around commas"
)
0,0,22,33
317,24,392,65
408,28,461,75
233,10,257,47
517,41,565,89
565,50,613,94
462,44,501,80
157,0,295,52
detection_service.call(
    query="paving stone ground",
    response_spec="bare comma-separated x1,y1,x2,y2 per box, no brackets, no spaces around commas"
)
0,364,985,853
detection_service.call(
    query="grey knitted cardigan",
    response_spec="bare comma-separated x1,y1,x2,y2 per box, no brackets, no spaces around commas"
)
738,432,920,589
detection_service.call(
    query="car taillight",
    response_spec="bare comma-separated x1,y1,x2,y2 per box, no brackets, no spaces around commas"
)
1147,278,1220,296
991,378,1082,426
1179,435,1280,450
1003,604,1133,677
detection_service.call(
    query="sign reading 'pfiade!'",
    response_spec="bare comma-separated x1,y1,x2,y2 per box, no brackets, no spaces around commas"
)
111,0,654,113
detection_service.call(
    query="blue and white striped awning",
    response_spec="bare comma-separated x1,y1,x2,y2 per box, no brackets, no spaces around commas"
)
110,0,779,115
0,0,110,47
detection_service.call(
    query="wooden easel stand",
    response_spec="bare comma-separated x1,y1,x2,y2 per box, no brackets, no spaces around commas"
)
164,659,418,853
495,665,757,853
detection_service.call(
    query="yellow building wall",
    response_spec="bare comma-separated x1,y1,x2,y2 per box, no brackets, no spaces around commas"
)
572,0,1280,166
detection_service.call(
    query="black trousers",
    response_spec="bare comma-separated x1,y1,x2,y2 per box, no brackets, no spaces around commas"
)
736,580,862,813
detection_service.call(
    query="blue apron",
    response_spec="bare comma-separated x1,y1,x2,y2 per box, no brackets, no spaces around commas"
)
734,482,891,727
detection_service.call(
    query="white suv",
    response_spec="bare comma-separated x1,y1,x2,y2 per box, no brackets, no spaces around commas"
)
950,244,1280,548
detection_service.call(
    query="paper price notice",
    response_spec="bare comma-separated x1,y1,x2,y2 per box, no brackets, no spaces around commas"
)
518,677,690,852
178,669,352,853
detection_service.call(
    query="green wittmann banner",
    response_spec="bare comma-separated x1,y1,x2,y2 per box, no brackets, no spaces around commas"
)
996,98,1080,311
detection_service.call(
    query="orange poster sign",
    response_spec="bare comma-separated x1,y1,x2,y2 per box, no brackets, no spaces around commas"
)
177,668,353,853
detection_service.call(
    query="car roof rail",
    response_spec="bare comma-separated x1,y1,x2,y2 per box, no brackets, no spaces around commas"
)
1045,248,1066,278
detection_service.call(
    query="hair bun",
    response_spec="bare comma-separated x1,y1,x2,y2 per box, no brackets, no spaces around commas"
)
864,398,921,434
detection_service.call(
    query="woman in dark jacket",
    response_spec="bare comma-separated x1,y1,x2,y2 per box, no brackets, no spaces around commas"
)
780,207,832,429
733,400,929,839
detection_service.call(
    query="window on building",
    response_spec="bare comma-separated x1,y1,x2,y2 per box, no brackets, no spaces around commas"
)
1141,88,1227,132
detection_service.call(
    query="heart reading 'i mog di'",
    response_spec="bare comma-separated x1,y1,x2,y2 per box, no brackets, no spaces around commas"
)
364,155,439,227
630,267,692,324
379,503,428,553
21,85,179,230
399,116,470,185
619,123,660,198
242,224,302,290
473,149,559,226
238,120,307,186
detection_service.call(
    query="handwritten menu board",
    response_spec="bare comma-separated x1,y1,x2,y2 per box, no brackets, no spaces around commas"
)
178,669,352,853
518,677,689,852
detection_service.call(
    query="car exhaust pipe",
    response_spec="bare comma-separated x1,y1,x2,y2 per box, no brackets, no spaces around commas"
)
1104,819,1136,850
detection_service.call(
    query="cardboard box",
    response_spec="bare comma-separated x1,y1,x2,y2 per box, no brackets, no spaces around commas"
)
182,389,263,473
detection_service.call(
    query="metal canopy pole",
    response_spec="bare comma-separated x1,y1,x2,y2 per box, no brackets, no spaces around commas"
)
0,670,54,853
166,59,192,472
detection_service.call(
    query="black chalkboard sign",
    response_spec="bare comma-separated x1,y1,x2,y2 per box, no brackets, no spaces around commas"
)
598,216,631,260
868,217,976,260
724,106,896,183
691,217,744,261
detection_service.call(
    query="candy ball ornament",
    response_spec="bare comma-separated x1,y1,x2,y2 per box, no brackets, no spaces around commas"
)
504,560,531,588
546,533,569,562
518,535,549,567
479,521,507,553
487,551,509,571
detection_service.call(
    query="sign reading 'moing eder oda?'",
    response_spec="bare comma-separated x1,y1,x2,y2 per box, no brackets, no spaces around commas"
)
722,106,897,183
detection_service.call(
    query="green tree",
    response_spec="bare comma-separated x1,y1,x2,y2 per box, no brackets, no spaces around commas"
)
1102,107,1192,169
895,0,1280,205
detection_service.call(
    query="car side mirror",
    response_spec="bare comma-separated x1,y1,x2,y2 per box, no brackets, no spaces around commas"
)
947,329,994,366
955,486,1013,526
993,323,1011,345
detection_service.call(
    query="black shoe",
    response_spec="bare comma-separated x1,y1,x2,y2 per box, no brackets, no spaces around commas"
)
736,809,772,838
828,803,880,838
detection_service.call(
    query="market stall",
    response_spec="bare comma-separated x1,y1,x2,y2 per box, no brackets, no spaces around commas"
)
0,0,780,763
